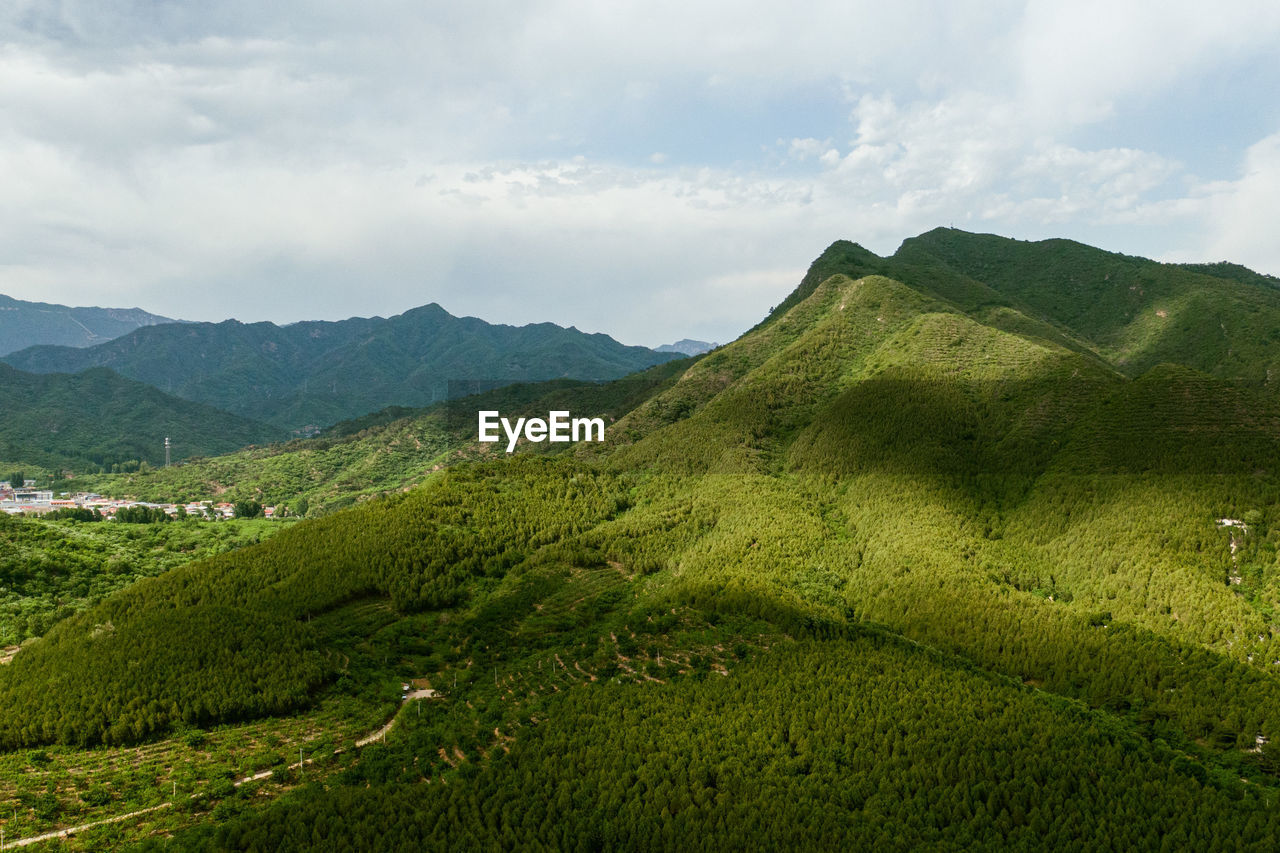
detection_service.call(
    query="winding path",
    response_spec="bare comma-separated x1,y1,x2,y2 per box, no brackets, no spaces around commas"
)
6,803,172,849
3,688,439,849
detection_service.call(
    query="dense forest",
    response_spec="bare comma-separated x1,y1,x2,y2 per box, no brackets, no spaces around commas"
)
0,514,289,645
5,230,1280,849
172,639,1280,851
3,303,681,432
0,363,280,471
0,460,628,748
64,363,688,514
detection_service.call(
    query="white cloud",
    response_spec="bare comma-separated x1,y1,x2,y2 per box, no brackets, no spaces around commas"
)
1015,0,1280,126
0,2,1277,346
1163,132,1280,271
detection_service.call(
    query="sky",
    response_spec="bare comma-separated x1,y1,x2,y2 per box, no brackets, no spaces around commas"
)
1,2,1278,347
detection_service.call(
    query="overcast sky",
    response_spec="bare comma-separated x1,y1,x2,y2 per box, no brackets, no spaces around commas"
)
2,2,1278,346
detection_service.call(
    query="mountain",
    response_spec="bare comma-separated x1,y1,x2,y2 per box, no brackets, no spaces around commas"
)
655,338,718,356
6,230,1280,848
0,293,177,356
755,227,1280,381
3,304,682,432
0,363,280,471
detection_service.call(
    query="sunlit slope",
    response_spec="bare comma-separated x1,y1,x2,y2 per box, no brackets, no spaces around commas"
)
0,460,626,747
609,270,1120,479
894,228,1280,379
753,228,1280,383
604,273,937,466
787,312,1117,484
581,262,1280,751
607,274,960,473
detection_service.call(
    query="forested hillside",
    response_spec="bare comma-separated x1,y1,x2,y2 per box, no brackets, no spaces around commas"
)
0,514,289,645
67,362,687,514
0,363,280,471
757,227,1280,381
6,231,1280,850
3,303,681,432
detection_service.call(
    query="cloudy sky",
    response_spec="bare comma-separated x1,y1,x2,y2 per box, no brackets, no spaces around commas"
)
2,1,1278,346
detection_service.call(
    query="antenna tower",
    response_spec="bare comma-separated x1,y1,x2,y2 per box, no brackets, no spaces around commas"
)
165,436,171,468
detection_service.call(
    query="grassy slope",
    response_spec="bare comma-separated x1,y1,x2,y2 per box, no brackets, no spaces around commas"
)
893,227,1280,379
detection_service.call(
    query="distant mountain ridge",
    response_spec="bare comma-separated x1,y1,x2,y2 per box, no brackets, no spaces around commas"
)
3,303,681,431
655,339,717,356
0,293,178,356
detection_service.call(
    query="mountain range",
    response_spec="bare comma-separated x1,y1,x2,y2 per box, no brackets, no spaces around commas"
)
3,304,682,433
0,294,176,356
5,228,1280,848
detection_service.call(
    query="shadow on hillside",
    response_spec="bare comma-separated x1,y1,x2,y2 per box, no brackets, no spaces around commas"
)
787,369,1280,489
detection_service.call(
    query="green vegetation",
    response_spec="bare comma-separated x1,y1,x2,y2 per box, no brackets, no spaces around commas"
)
0,459,626,748
66,362,689,514
178,638,1280,851
767,227,1280,382
7,230,1280,848
0,363,280,471
0,691,391,848
4,303,682,432
0,515,291,645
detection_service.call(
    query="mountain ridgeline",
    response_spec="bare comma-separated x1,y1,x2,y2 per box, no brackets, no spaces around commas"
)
0,294,176,357
8,229,1280,849
756,228,1280,380
655,339,718,356
3,303,682,432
